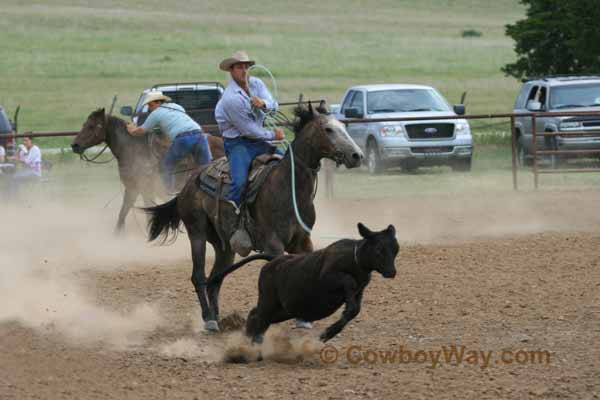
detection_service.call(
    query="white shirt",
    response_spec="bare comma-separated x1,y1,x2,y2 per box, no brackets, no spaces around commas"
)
20,145,42,176
0,145,5,161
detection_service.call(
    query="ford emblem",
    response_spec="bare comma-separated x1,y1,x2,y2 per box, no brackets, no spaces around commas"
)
424,127,438,134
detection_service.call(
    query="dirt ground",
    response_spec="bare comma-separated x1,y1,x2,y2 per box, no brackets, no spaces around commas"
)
2,191,600,400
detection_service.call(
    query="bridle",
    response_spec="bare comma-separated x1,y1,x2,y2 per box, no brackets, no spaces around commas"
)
79,116,114,164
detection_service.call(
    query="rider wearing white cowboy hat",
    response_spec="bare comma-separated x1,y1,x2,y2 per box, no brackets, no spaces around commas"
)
214,50,285,254
127,90,212,192
215,51,313,330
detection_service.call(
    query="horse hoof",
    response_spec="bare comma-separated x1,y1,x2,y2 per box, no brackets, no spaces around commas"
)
204,320,220,332
293,319,313,329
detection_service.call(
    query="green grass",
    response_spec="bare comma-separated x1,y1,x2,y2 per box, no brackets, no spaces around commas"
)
1,0,525,150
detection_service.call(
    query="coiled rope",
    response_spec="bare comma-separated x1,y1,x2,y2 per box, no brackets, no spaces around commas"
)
247,65,312,234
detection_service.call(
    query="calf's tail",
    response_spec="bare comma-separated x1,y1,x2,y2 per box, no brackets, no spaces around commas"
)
207,254,276,287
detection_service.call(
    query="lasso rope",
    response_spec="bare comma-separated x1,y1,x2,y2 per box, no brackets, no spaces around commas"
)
247,65,312,235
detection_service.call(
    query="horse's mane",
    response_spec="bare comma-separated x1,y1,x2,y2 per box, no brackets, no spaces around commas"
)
292,103,328,135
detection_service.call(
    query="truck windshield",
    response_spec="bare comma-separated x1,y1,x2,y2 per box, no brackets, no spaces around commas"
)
367,89,450,114
550,84,600,109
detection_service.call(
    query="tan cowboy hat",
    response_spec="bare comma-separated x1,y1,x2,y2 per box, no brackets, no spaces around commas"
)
219,50,255,71
142,91,171,106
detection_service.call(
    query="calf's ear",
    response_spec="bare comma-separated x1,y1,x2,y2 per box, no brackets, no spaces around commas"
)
387,224,396,236
357,222,373,238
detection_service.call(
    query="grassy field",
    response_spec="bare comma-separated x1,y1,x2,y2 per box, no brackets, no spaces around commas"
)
1,0,524,148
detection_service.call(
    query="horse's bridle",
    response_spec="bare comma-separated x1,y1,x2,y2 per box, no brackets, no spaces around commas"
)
79,116,114,164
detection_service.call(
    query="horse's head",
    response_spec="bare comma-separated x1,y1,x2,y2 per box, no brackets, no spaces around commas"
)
357,222,399,279
292,103,363,168
71,108,108,154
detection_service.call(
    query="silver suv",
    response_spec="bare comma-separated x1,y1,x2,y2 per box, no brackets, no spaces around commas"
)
514,76,600,166
333,84,472,173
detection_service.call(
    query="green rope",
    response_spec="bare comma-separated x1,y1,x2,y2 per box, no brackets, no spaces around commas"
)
247,65,312,235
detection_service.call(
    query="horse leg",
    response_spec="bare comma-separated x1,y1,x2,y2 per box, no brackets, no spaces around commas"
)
115,187,137,234
206,246,235,325
263,234,285,256
289,233,314,254
184,212,215,332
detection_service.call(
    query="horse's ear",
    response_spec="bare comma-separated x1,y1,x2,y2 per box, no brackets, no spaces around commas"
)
387,224,396,236
308,101,314,114
316,100,328,114
358,222,373,238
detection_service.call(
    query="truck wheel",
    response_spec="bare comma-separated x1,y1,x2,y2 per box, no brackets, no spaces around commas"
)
367,143,383,175
451,157,472,172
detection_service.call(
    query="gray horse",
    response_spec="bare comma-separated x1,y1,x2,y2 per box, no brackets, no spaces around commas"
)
72,108,224,233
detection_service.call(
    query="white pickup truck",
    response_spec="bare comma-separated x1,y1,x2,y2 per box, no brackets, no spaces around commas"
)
332,84,473,173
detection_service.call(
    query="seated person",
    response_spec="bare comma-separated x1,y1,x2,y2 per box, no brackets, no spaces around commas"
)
6,136,42,197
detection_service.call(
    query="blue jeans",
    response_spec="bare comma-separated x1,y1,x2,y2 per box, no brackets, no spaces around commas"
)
224,137,283,206
160,132,212,191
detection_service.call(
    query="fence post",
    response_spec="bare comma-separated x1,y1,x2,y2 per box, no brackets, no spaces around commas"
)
510,115,518,190
532,114,538,189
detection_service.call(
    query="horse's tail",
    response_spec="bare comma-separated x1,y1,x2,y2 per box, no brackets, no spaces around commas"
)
207,254,276,288
144,197,181,244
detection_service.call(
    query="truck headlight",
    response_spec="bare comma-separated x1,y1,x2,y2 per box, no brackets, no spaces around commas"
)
454,122,471,136
559,121,582,130
379,125,405,137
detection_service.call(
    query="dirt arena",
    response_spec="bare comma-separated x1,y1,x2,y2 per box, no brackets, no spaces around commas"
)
2,190,600,399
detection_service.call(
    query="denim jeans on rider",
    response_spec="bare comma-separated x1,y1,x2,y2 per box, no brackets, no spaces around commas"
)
160,132,211,192
224,136,283,207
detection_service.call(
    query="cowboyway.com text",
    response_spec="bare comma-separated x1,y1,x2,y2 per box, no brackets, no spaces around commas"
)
319,344,552,369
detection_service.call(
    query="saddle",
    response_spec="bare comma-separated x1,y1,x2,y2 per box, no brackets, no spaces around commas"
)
196,153,282,205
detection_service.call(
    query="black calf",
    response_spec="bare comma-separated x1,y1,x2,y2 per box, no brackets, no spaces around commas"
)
208,223,399,343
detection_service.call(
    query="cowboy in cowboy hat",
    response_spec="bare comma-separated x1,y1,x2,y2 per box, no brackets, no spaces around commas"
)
215,51,312,330
127,90,212,192
214,51,285,254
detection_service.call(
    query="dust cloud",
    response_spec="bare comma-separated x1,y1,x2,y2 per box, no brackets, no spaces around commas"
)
0,197,189,349
311,187,600,246
222,327,322,364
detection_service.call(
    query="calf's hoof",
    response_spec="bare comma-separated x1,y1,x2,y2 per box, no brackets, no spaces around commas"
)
319,332,330,342
204,320,220,332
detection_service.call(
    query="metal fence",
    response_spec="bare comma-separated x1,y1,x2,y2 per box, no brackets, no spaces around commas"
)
5,107,600,192
340,110,600,190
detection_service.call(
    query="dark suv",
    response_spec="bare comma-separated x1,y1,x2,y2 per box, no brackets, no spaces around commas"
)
120,82,224,135
513,76,600,165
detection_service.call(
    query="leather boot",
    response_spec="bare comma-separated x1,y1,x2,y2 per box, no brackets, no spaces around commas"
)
226,200,252,257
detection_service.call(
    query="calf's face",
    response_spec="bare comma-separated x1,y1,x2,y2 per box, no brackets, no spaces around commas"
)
358,223,399,278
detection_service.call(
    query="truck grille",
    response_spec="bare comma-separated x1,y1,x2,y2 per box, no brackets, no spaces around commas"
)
411,146,454,153
582,120,600,128
405,123,454,140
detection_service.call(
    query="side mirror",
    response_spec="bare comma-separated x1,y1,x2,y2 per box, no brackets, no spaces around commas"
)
453,104,466,115
526,100,542,111
344,107,363,119
120,106,133,116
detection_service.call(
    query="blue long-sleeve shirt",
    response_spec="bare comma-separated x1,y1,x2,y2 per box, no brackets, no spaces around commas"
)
214,77,278,140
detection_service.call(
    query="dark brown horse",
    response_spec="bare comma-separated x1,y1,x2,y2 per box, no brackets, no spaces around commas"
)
145,104,363,332
71,108,224,233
